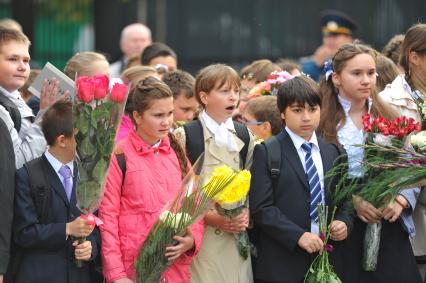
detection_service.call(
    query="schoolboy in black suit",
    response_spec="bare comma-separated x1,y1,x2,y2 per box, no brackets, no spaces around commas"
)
249,76,352,283
13,101,98,283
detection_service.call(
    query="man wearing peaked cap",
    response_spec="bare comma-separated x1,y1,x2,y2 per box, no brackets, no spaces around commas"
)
321,9,357,36
300,9,358,81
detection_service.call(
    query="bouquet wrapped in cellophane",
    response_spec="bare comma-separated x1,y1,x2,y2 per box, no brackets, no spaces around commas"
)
135,156,246,283
304,205,341,283
214,169,251,259
73,74,128,266
330,113,422,271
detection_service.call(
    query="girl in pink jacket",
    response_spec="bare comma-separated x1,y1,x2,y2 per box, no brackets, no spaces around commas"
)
99,77,203,283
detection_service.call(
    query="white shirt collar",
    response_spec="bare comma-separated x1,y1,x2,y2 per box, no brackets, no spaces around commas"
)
338,94,372,115
200,110,235,131
285,126,320,151
200,110,238,152
152,139,161,147
0,86,20,100
401,75,413,94
44,150,74,177
400,75,423,101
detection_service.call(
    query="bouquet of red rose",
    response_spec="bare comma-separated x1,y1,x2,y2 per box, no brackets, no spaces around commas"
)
73,74,128,266
331,113,421,271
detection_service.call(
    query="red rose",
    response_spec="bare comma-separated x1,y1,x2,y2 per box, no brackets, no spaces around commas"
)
76,76,94,103
92,75,109,100
362,113,373,132
110,83,128,103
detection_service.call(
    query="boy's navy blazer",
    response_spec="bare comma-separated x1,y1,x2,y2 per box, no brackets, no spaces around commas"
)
13,154,99,283
249,130,353,283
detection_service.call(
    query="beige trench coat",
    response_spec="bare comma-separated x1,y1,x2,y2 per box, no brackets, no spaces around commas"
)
174,118,255,283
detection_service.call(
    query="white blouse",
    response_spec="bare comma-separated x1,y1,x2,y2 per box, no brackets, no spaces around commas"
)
336,95,371,178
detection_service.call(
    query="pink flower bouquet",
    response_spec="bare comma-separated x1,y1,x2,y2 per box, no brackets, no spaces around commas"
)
73,75,128,265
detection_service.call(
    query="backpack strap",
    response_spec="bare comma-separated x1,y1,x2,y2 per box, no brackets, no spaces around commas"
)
24,157,51,224
233,121,250,169
0,92,21,132
115,153,126,190
183,120,205,165
183,120,250,168
262,136,282,189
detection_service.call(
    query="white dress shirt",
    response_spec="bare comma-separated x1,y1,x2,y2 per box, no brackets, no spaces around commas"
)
285,127,324,234
44,150,74,189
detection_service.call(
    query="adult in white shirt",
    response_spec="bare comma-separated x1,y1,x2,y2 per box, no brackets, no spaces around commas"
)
109,23,152,78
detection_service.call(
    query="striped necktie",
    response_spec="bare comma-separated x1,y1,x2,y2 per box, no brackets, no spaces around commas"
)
301,142,321,222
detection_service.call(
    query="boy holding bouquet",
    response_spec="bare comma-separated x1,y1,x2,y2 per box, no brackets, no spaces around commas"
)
249,76,352,283
12,101,98,283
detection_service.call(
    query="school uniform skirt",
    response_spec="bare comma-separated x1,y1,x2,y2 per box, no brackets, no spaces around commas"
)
341,218,422,283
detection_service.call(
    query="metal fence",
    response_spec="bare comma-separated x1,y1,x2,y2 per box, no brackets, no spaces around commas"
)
2,0,426,74
151,0,426,73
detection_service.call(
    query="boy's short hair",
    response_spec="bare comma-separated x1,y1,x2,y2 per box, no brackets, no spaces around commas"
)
42,101,73,146
162,70,195,99
0,27,31,50
141,42,177,65
276,76,321,113
244,96,283,135
0,18,22,32
195,64,240,107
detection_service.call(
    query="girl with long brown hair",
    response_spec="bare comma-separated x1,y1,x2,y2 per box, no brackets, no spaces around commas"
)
379,23,426,281
318,42,421,282
99,77,203,283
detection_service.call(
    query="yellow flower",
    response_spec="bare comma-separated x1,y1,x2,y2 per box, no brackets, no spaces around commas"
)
215,170,251,206
211,165,234,177
202,165,236,199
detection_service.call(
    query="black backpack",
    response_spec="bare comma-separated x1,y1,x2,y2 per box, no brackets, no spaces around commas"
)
8,158,53,277
24,157,52,223
182,119,250,168
0,91,21,133
262,136,282,189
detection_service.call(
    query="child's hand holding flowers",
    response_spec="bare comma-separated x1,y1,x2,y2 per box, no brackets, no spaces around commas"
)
165,228,195,261
329,220,348,241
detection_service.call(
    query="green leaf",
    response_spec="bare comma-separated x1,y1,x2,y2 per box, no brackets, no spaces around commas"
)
103,139,115,158
77,163,89,182
76,180,101,213
75,114,89,135
92,158,108,183
80,135,97,157
84,104,92,115
91,107,110,130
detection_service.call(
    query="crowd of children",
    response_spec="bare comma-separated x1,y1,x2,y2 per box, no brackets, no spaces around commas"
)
0,13,426,283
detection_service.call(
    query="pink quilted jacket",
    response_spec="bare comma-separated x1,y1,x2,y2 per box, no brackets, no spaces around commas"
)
99,130,204,283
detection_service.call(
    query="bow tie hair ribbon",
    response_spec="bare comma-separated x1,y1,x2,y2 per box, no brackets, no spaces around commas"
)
323,59,334,81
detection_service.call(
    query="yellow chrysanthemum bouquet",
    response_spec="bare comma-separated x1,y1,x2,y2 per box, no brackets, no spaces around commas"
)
213,167,252,259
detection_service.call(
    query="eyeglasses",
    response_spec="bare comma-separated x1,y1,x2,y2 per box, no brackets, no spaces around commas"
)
241,117,264,126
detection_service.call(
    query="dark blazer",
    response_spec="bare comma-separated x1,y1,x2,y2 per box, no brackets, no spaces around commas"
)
13,154,99,283
249,130,353,283
0,118,15,274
